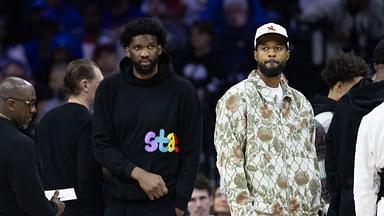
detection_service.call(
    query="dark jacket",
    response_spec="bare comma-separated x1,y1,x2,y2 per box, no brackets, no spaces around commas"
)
325,78,384,215
93,53,202,211
0,118,57,216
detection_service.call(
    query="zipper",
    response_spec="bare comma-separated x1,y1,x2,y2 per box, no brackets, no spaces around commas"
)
278,97,290,215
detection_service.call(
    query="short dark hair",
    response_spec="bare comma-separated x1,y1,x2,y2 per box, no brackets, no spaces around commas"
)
373,39,384,64
321,52,367,88
64,59,98,96
194,175,211,195
120,17,167,48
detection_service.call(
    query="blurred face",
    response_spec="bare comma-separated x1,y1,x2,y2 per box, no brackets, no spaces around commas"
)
213,188,230,214
224,3,248,28
254,35,290,78
188,189,212,216
8,86,37,129
3,63,25,78
147,0,167,17
96,51,118,76
49,65,66,95
125,34,162,79
190,27,211,50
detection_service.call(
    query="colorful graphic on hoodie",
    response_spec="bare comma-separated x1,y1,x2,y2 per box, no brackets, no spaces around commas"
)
144,129,180,153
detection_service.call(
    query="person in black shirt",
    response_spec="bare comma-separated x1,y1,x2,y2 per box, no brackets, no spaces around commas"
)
93,17,202,216
35,59,104,216
0,77,65,216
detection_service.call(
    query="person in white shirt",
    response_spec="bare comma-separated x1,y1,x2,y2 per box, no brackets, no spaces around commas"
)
354,101,384,216
353,39,384,215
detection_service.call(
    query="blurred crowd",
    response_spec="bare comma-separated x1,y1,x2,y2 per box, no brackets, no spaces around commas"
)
1,0,384,187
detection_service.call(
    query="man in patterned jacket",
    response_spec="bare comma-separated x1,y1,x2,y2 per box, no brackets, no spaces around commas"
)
214,22,322,215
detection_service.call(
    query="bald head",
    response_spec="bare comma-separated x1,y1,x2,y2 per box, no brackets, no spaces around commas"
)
0,77,34,100
0,77,37,128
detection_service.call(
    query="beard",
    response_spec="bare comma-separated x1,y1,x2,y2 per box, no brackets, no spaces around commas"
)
258,60,286,78
132,58,159,75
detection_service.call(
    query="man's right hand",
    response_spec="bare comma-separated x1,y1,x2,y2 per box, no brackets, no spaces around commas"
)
131,167,168,200
50,190,65,216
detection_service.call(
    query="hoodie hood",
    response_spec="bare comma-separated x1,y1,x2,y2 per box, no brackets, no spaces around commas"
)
345,78,384,114
310,94,337,115
119,53,174,86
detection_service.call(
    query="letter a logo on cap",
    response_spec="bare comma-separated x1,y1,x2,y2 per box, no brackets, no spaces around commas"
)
267,25,276,32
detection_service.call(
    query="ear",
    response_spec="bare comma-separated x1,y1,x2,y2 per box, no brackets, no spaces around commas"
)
253,50,258,62
334,81,344,93
158,45,163,55
125,47,130,58
79,79,89,92
6,99,16,112
286,49,290,61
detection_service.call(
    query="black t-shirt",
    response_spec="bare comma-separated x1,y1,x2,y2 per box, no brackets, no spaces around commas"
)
35,103,103,216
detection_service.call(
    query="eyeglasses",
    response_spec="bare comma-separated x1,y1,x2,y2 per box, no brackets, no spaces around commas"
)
0,95,36,108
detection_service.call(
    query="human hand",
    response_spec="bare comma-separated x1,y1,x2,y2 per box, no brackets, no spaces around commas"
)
175,207,184,216
131,167,168,200
50,190,65,216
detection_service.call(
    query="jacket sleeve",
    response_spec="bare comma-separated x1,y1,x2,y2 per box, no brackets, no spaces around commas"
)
9,139,56,216
214,91,257,215
174,86,202,211
93,81,136,178
353,115,379,216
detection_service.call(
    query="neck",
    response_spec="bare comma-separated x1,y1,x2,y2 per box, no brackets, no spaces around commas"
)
257,71,281,88
133,65,158,80
374,71,384,81
327,89,339,101
67,96,90,110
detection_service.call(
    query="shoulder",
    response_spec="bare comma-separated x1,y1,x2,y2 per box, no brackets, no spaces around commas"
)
97,73,123,91
5,131,35,157
220,79,253,100
363,102,384,124
217,79,252,112
288,86,308,101
170,73,196,91
288,86,312,108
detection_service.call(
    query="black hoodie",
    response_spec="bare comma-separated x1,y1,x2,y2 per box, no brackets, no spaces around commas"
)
325,78,384,214
93,53,202,211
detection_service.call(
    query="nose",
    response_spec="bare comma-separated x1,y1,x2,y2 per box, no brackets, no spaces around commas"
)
195,199,203,206
140,48,150,58
30,104,37,114
268,48,276,57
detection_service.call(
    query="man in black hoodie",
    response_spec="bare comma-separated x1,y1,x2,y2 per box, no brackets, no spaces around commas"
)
325,39,384,215
93,17,202,216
